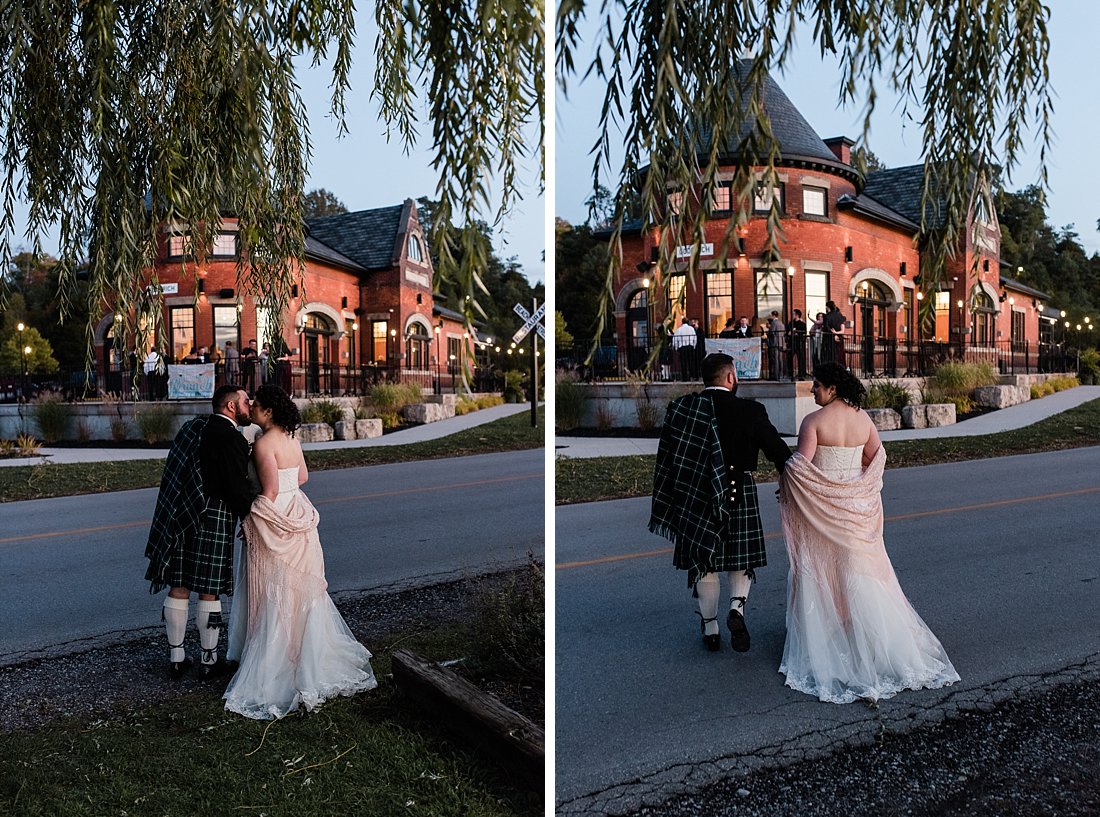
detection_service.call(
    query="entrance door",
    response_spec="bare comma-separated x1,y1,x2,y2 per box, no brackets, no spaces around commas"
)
302,313,335,394
625,288,650,373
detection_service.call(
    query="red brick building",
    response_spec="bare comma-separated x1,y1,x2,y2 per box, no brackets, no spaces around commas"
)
96,199,468,394
605,65,1052,378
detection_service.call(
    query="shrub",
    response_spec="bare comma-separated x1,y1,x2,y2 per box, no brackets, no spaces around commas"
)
378,411,402,429
1078,348,1100,385
556,373,587,432
503,370,525,403
110,418,130,441
302,399,344,428
468,556,544,684
74,418,92,442
135,405,177,443
930,360,997,396
1049,375,1080,391
30,394,73,444
943,395,974,416
864,380,912,413
475,394,503,409
16,433,41,456
0,439,14,456
455,398,477,416
299,403,323,424
365,383,422,413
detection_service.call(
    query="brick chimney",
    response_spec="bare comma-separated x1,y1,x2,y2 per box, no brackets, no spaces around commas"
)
823,136,855,165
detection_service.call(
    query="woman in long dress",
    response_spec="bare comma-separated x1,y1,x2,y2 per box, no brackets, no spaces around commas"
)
224,384,377,719
778,363,959,703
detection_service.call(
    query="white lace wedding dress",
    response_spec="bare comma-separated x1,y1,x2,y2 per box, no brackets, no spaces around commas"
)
778,446,959,703
224,467,377,719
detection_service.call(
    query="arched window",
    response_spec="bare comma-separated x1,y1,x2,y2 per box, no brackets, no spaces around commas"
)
408,235,424,263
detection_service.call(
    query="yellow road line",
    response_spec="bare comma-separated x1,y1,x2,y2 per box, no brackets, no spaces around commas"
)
557,485,1100,570
0,472,543,545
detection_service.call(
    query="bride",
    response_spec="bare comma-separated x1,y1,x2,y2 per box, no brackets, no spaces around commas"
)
778,363,959,703
224,384,377,719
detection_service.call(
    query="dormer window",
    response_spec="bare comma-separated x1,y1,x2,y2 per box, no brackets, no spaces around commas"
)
408,235,424,263
711,182,732,214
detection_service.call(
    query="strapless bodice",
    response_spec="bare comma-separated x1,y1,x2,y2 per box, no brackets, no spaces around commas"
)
811,445,863,480
273,467,300,513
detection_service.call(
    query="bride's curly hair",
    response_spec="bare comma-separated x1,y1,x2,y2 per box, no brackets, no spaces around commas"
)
813,362,867,408
253,384,302,434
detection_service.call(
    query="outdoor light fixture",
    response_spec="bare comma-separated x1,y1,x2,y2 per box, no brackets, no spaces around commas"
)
1060,310,1066,318
341,296,348,308
738,238,746,256
899,262,907,276
1009,297,1015,305
957,300,963,309
16,321,24,332
291,284,298,298
352,322,359,331
642,277,650,288
983,260,989,271
844,246,853,262
787,265,795,277
197,279,205,293
916,291,924,301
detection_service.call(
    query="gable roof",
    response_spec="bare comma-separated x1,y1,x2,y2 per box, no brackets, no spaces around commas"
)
861,164,948,230
306,204,406,271
304,234,367,272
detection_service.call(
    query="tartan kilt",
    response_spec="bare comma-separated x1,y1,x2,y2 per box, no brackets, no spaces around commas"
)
673,474,767,579
146,497,236,596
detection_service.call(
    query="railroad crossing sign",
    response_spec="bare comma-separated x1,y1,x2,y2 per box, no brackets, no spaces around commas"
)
512,302,546,344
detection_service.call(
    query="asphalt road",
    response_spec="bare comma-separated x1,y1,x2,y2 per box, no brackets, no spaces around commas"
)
555,446,1100,813
0,449,544,664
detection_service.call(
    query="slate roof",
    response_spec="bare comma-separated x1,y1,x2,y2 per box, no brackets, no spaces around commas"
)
304,234,367,272
306,204,406,271
697,61,851,170
861,164,948,230
999,273,1051,301
836,192,920,233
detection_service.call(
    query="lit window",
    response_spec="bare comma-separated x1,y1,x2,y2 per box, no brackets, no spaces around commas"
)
802,186,827,216
753,183,783,213
712,182,732,213
668,274,686,309
212,233,237,258
667,190,684,217
168,234,190,258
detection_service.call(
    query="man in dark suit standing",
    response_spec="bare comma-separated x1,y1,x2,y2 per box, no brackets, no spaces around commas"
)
787,308,808,380
732,316,752,338
146,384,257,680
650,353,791,652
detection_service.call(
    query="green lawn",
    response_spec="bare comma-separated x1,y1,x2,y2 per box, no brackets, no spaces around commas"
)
555,398,1100,505
0,408,543,503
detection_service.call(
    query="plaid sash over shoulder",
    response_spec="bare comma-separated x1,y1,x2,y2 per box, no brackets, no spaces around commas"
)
650,393,769,586
144,415,236,597
650,394,729,581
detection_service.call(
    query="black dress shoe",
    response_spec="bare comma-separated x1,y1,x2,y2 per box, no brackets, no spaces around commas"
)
727,609,751,652
698,613,721,652
168,657,193,680
198,657,237,680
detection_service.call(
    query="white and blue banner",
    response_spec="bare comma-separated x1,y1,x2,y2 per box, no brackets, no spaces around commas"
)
704,337,763,380
168,364,215,400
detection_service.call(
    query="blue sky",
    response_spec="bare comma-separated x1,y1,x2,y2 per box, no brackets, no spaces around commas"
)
555,3,1100,259
6,10,545,285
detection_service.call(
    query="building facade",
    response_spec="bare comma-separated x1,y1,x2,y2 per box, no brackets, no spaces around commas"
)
603,66,1052,380
95,199,469,395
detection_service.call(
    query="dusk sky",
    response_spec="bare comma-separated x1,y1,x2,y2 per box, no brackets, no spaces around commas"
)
6,8,545,285
555,3,1100,259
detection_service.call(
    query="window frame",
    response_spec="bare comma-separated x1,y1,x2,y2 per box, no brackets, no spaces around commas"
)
802,185,828,217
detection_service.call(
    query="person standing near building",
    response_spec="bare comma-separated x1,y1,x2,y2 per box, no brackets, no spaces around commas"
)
787,309,808,380
767,310,786,380
692,318,707,373
258,342,271,385
672,318,697,381
145,385,258,680
824,301,847,367
224,341,240,385
732,316,752,338
809,312,827,368
240,339,258,391
650,353,791,653
718,318,738,338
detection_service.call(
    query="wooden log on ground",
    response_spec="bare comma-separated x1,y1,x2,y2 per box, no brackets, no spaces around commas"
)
391,648,543,790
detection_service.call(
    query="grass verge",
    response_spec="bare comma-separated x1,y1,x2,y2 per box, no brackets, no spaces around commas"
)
555,398,1100,505
0,569,544,816
0,408,543,503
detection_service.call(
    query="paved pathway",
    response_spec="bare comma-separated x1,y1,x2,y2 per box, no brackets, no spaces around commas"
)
554,386,1100,458
2,402,536,467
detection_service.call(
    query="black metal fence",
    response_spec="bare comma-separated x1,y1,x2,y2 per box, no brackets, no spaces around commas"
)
1,361,505,404
557,336,1081,382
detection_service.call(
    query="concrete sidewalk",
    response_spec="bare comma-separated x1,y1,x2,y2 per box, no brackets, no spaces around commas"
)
2,402,536,468
554,385,1100,458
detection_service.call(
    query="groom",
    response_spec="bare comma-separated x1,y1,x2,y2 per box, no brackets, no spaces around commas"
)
650,353,791,652
145,384,257,679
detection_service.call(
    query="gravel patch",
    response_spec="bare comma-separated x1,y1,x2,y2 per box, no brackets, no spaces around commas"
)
0,568,539,733
628,677,1100,817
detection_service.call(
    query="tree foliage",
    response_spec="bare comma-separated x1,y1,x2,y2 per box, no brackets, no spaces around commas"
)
303,188,349,219
557,0,1053,345
997,184,1100,328
0,0,543,360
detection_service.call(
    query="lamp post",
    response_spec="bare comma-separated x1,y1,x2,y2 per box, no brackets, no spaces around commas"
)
16,322,28,402
434,321,443,394
957,299,965,350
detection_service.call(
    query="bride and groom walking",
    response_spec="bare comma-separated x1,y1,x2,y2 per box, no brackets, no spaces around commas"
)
144,383,377,719
651,353,959,703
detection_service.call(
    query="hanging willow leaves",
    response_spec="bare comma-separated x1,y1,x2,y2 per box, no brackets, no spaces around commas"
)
557,0,1052,350
0,0,543,364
